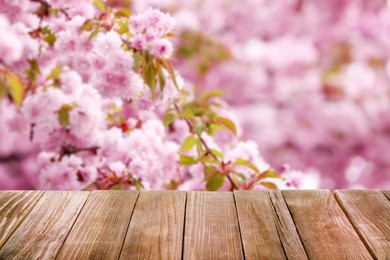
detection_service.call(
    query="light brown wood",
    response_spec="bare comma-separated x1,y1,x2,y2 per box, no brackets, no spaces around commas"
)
0,191,89,259
334,190,390,259
56,190,138,260
183,192,244,260
119,191,186,260
282,190,372,260
383,190,390,201
0,191,43,248
268,190,308,260
234,190,286,259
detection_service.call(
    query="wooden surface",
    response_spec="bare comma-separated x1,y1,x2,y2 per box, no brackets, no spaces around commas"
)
0,190,388,260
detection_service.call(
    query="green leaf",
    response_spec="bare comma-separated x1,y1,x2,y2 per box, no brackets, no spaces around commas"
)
197,155,218,164
206,174,225,191
89,28,101,40
93,0,106,12
41,27,56,46
200,89,225,99
110,184,123,190
260,181,278,190
234,159,260,173
47,64,61,81
143,63,156,97
58,104,72,127
260,169,283,179
179,155,196,165
213,116,237,136
163,112,176,127
26,59,40,82
182,108,195,119
5,72,25,106
181,135,197,153
210,149,223,159
116,20,129,35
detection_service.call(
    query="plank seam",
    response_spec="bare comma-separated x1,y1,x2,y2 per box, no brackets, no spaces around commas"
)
382,190,390,202
117,191,140,260
53,191,91,260
0,191,46,250
279,191,311,259
267,192,288,260
232,192,246,260
332,191,377,260
180,192,188,260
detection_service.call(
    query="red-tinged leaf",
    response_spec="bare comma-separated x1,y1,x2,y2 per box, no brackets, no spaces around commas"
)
114,8,132,18
234,158,259,173
213,116,237,136
179,155,196,165
181,135,197,153
5,72,25,106
158,58,179,91
93,0,106,12
206,174,225,191
260,181,278,190
0,78,7,101
80,19,97,32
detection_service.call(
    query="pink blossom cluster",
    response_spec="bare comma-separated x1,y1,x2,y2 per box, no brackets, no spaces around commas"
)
128,8,175,58
130,0,390,189
0,0,301,191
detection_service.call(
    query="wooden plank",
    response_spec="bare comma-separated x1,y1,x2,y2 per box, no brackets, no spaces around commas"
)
282,190,372,260
0,191,43,248
119,191,186,260
268,190,309,260
56,190,138,260
334,190,390,259
234,190,286,259
0,191,89,259
383,190,390,201
183,192,244,260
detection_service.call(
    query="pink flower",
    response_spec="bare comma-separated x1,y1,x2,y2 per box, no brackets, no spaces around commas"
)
150,39,173,58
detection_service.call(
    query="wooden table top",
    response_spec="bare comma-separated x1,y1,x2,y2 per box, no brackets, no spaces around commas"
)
0,190,388,259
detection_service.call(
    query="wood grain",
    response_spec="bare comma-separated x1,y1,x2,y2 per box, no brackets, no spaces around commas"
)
56,190,138,260
282,190,372,260
0,191,43,248
268,190,308,260
0,191,89,259
183,192,244,260
334,190,390,259
119,191,186,260
234,190,286,259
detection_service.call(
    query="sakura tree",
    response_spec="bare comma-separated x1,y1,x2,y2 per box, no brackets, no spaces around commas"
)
129,0,390,189
0,0,303,190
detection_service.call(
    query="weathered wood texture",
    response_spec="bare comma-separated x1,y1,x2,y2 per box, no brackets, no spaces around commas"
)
0,191,89,260
120,191,186,260
56,191,138,260
183,192,244,260
234,190,286,259
268,190,308,260
0,190,388,259
334,190,390,259
0,191,43,248
282,190,373,260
